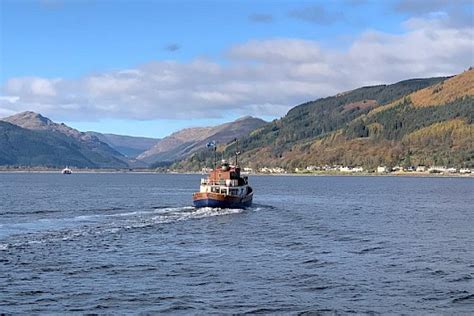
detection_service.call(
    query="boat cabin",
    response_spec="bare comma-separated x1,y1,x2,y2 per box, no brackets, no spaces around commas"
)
199,161,249,196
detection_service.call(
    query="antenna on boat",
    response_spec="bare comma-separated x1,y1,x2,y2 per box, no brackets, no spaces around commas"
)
206,140,217,170
234,138,241,167
214,146,217,170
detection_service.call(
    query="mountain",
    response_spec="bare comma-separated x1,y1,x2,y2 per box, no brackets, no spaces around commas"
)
175,68,473,170
137,116,267,164
1,121,93,167
3,69,471,170
85,132,160,157
1,112,129,168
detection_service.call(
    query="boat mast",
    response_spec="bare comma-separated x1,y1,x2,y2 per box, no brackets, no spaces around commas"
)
235,138,240,167
207,140,218,170
214,146,217,170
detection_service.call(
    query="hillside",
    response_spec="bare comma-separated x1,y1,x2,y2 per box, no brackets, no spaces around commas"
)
1,112,129,168
137,116,266,164
175,69,473,171
86,132,160,157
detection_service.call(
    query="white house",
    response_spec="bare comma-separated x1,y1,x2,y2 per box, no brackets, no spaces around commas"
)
260,167,286,174
352,167,364,173
392,166,403,172
416,166,427,172
377,166,388,173
428,166,447,173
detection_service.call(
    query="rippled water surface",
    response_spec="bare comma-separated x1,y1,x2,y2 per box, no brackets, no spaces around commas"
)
1,173,473,314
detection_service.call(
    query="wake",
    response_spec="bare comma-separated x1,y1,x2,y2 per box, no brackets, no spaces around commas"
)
0,205,263,249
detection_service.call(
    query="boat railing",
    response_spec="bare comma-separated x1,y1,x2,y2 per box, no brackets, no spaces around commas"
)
201,179,239,186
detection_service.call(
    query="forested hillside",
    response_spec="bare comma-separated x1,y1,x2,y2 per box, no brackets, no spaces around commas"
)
175,68,473,171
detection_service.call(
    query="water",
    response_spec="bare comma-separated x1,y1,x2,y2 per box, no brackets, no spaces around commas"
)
0,173,473,314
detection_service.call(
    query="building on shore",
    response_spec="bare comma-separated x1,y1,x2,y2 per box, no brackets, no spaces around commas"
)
416,166,427,172
428,166,447,173
377,166,389,173
259,167,286,174
339,166,364,173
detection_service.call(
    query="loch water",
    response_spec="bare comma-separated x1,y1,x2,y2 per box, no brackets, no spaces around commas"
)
0,173,473,314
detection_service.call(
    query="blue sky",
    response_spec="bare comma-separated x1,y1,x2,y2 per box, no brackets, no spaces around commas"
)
1,0,472,137
1,0,404,81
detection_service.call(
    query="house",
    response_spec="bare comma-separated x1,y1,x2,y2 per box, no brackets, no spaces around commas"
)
259,167,286,174
428,166,447,173
392,166,404,172
339,166,364,173
460,168,472,174
272,167,286,174
352,167,364,173
416,166,427,172
377,166,388,173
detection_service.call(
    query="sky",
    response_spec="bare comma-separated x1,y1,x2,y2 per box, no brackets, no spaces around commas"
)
0,0,473,138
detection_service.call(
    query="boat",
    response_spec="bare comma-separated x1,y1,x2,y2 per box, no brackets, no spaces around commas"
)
193,160,253,208
62,167,72,174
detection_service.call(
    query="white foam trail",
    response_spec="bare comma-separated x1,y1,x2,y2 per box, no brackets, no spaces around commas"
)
72,206,194,221
2,205,260,247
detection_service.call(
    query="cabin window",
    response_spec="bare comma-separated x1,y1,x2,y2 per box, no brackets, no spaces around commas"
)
211,187,219,193
230,189,238,195
221,188,228,195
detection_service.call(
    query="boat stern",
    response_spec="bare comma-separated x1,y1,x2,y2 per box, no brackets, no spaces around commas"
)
192,192,252,209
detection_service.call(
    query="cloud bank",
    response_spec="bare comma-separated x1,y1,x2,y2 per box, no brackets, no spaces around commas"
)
1,15,473,121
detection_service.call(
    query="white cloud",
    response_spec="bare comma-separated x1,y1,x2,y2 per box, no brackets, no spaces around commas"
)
1,16,472,121
0,96,19,103
5,77,59,97
228,39,323,63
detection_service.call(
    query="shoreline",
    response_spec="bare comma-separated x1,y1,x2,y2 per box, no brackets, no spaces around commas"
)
0,168,472,178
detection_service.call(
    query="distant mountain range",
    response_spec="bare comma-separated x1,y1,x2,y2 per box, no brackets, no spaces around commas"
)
0,112,266,169
85,132,160,158
176,68,473,170
1,112,128,168
1,68,472,170
137,116,266,165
